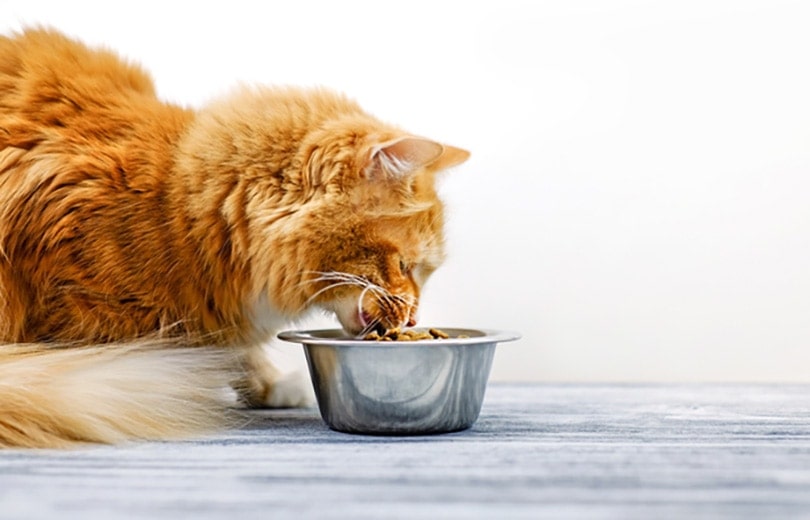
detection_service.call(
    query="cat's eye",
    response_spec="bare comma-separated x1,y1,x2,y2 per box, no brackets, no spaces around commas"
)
399,259,412,275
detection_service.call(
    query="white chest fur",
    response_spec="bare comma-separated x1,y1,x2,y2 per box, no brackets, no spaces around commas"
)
246,291,289,344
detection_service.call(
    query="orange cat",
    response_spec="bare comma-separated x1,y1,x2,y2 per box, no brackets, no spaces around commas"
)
0,28,469,448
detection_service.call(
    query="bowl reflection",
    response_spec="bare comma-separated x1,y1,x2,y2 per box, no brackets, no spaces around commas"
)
277,328,520,435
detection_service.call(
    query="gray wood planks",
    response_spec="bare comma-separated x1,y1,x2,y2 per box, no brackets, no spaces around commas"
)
1,384,810,519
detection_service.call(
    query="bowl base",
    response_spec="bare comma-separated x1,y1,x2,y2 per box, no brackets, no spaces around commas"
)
326,422,476,436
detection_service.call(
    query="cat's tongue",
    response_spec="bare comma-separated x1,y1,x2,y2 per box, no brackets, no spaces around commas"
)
360,310,374,328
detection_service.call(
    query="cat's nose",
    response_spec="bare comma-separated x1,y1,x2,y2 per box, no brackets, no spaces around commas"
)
406,315,417,327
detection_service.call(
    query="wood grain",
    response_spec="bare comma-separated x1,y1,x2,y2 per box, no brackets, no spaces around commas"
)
2,384,810,519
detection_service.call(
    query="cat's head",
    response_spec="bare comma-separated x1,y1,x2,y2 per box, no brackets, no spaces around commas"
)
290,111,469,336
188,88,468,338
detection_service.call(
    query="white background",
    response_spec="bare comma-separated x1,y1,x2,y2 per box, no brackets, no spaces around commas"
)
2,0,809,382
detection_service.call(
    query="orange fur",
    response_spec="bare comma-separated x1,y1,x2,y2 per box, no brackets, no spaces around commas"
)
0,28,469,447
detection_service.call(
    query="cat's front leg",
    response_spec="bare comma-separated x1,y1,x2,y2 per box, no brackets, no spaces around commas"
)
234,344,314,408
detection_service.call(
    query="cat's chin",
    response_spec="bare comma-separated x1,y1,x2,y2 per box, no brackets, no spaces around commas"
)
333,303,385,337
332,305,366,337
331,297,416,337
338,322,365,338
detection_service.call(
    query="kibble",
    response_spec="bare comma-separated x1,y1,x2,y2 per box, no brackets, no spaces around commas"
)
363,327,458,341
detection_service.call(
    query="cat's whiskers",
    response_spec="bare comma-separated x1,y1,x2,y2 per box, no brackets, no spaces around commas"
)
302,280,361,307
356,314,383,339
357,285,373,324
300,270,415,332
384,292,415,307
299,271,379,308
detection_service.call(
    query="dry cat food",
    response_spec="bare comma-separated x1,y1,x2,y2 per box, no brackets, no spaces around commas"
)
363,327,467,341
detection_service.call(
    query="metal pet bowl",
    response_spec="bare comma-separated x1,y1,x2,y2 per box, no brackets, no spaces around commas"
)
277,328,520,435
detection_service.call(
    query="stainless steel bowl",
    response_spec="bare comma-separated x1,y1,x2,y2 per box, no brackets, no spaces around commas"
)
277,328,520,435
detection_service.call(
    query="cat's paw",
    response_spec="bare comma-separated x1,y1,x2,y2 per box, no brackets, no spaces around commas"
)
235,345,315,408
263,369,315,408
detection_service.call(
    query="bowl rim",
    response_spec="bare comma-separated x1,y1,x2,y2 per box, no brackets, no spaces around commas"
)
277,327,521,347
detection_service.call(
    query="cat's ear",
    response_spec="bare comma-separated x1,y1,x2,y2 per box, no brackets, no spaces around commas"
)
430,144,470,172
366,137,444,179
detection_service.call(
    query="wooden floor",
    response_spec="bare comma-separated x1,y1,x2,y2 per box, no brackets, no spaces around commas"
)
2,384,810,519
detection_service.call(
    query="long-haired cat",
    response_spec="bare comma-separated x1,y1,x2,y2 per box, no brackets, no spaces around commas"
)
0,28,469,448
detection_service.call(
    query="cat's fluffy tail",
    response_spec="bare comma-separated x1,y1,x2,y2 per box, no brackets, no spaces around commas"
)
0,342,238,448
